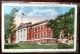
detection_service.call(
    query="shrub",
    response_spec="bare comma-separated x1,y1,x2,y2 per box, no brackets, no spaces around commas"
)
57,43,73,49
4,44,19,49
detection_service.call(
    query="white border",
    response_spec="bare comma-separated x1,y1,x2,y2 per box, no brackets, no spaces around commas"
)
2,2,77,53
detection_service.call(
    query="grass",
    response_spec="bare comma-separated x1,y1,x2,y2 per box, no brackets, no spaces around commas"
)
4,42,73,49
57,43,74,49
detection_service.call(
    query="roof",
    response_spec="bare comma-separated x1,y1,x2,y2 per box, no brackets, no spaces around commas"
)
30,20,48,27
17,20,48,30
17,22,32,30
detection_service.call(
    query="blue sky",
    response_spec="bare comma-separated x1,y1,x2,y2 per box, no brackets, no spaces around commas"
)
4,6,74,27
4,6,21,14
4,6,73,15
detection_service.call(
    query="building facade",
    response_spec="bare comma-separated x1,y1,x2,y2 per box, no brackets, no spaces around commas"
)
15,20,53,43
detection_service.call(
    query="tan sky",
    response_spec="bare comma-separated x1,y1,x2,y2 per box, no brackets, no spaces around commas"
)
14,13,57,28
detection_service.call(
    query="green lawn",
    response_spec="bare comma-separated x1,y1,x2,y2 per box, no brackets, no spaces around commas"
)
4,42,73,49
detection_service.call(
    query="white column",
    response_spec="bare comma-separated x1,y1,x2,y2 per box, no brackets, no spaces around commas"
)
19,29,22,41
59,33,62,40
24,28,27,41
8,37,11,44
22,28,25,41
59,32,64,40
36,34,37,39
16,30,19,43
22,29,24,41
16,31,18,43
23,29,25,41
18,30,20,41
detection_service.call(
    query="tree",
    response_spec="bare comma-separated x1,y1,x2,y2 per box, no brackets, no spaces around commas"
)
4,14,11,39
5,8,19,43
47,8,75,38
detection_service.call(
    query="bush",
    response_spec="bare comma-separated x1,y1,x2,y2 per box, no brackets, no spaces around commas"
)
57,43,73,49
4,44,19,49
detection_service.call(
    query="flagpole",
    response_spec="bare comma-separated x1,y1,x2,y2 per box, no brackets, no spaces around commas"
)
21,12,24,23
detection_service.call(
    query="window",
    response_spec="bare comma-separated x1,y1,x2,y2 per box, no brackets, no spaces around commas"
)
36,34,38,39
35,34,36,39
43,26,45,29
33,34,34,39
41,25,43,30
37,27,38,31
38,26,40,30
37,34,39,38
49,32,50,36
34,27,37,31
39,26,41,30
42,32,44,38
41,33,43,38
24,28,26,31
44,32,46,37
20,29,22,32
32,35,34,39
21,36,22,39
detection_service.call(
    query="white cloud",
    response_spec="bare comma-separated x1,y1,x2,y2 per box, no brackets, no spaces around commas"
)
27,9,59,16
15,8,59,27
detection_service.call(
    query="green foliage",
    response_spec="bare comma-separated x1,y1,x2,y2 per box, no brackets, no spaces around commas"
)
4,44,19,49
4,15,16,39
4,42,73,49
4,8,19,39
4,14,11,39
57,43,73,49
10,8,19,17
47,8,75,38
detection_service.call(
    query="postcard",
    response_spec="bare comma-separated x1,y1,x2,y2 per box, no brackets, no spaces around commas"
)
2,2,77,53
